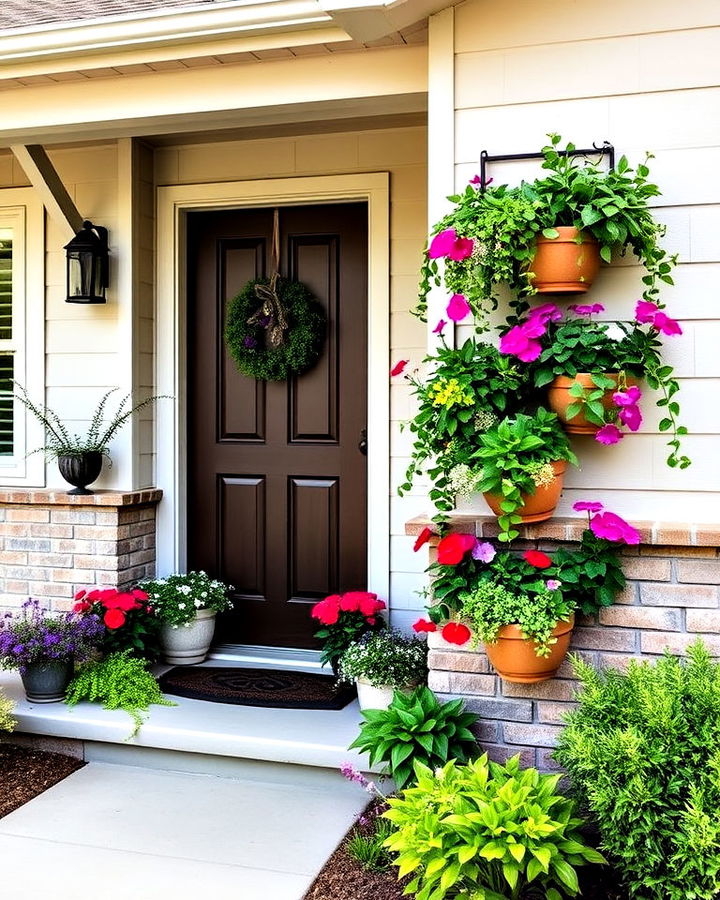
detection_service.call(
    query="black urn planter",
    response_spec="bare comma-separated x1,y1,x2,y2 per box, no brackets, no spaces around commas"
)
57,452,103,495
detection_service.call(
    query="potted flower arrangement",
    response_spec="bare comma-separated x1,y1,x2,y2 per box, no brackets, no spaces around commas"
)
310,591,387,673
414,503,638,682
140,571,233,665
500,300,689,466
337,629,427,710
15,385,167,494
416,133,676,326
475,407,577,541
0,599,104,702
74,586,160,661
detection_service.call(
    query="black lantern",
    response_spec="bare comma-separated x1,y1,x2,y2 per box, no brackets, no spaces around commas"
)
64,220,109,304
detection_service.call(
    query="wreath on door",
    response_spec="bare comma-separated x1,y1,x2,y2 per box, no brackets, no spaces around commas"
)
224,275,326,381
224,209,327,381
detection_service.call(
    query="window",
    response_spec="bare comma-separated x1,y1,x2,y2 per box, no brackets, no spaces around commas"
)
0,192,44,484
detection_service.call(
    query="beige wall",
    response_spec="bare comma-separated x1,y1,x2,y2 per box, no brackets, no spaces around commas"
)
431,0,720,525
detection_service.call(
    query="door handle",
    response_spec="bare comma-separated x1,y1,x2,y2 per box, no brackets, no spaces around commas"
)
358,428,367,456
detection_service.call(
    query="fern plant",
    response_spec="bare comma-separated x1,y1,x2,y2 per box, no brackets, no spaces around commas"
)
349,685,478,789
65,651,175,738
15,384,167,460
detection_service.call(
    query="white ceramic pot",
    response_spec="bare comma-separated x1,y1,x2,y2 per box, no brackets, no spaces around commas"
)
356,677,416,711
160,608,217,665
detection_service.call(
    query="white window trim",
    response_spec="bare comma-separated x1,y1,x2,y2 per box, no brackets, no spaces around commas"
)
0,188,45,485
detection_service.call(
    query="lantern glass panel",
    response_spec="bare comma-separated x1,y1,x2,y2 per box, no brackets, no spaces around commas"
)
67,251,95,299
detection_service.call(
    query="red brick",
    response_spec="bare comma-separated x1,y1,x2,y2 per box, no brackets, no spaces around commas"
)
73,555,120,571
640,582,718,608
640,546,716,558
0,551,27,565
50,510,96,525
51,568,96,584
6,508,50,523
597,653,645,671
5,580,28,593
428,671,496,696
614,584,638,604
31,524,74,538
501,679,578,701
622,558,672,581
676,560,720,585
640,632,720,655
687,610,720,633
428,650,489,673
599,606,681,630
571,627,637,652
27,552,72,568
28,581,73,598
537,700,578,724
74,526,120,540
485,745,535,767
536,748,565,772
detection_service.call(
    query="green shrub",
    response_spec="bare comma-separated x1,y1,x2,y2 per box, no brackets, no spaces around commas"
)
65,651,175,738
384,755,603,900
554,641,720,900
346,817,394,873
348,685,478,789
0,689,15,733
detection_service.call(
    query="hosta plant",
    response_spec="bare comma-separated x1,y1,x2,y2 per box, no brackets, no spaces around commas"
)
384,755,604,900
555,641,720,900
348,685,478,789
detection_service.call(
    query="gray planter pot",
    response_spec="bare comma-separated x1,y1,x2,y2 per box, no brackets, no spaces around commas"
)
160,609,217,665
21,657,74,703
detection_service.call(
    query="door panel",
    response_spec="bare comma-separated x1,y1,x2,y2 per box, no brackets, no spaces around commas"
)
186,203,368,648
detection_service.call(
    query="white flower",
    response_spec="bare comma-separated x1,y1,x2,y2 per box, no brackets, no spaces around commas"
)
201,592,207,598
604,322,627,342
179,585,192,595
178,603,186,609
194,599,202,608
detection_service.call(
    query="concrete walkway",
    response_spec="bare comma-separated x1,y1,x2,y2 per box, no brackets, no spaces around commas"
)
0,760,368,899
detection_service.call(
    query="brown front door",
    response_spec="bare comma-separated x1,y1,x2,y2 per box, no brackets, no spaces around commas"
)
186,203,368,649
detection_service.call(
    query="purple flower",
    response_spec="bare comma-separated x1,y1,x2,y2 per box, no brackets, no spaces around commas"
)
572,501,604,513
546,579,561,591
618,404,642,432
613,386,642,407
472,541,496,563
243,336,258,349
340,762,368,787
595,424,624,445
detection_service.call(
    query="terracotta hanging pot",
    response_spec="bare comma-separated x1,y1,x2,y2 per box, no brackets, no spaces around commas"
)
483,460,567,524
530,226,600,294
548,373,638,434
485,615,575,683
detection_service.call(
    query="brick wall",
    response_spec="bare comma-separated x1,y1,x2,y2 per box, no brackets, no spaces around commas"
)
412,516,720,770
0,489,162,612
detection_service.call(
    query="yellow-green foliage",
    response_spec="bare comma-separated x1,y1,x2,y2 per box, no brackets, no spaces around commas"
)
0,689,15,733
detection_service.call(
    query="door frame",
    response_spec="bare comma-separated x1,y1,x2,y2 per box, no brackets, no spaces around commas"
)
156,172,390,605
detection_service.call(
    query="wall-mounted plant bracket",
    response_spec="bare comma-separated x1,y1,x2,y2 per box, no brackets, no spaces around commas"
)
479,141,615,192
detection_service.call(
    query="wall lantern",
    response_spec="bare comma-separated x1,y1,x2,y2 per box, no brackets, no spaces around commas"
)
64,220,109,304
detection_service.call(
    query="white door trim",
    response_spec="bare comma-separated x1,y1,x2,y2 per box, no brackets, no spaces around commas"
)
155,172,391,604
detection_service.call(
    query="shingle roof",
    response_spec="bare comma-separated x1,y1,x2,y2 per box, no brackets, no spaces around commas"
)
0,0,218,31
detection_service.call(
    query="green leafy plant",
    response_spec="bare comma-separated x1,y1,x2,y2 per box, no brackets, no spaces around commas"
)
555,641,720,900
399,338,530,521
141,571,232,627
475,409,577,541
459,579,574,658
338,629,427,689
348,685,478,789
384,755,605,900
0,689,15,733
65,651,175,739
346,817,395,873
15,384,167,461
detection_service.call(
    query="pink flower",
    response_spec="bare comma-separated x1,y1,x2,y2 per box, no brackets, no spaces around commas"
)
527,303,562,325
590,511,641,545
469,174,481,185
618,404,642,431
653,312,682,336
441,622,472,646
446,294,470,322
613,386,642,407
595,423,624,445
472,541,496,563
569,303,605,316
635,300,660,324
412,618,437,633
572,501,604,513
428,229,474,261
433,318,447,334
499,325,542,362
546,579,561,591
390,359,408,376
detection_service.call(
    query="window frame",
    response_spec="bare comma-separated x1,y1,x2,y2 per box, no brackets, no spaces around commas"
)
0,189,45,485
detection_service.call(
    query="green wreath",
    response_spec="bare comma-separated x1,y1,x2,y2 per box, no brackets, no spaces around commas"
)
225,277,326,381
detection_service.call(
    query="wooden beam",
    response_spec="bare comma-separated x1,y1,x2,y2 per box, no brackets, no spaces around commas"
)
10,144,83,239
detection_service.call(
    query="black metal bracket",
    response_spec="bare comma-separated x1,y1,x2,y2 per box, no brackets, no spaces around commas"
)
479,141,615,191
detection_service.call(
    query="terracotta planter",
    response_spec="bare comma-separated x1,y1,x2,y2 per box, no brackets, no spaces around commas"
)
485,615,575,683
483,460,567,524
530,226,600,294
548,373,639,434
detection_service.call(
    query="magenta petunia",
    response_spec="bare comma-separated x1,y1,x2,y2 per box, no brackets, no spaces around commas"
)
572,501,604,513
590,511,641,545
618,404,642,431
427,229,458,259
595,423,624,445
613,386,642,407
472,541,496,563
569,303,605,316
652,312,682,336
635,300,660,324
433,318,447,334
527,302,562,325
447,294,471,322
469,174,481,185
499,325,542,362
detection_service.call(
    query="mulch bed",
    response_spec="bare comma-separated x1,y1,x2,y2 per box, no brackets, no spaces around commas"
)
305,812,628,900
0,743,85,818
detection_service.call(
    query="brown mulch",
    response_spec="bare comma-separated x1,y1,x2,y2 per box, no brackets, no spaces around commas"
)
0,743,85,818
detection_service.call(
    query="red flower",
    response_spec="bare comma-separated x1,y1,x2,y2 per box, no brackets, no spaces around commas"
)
73,601,91,613
311,595,341,625
74,589,87,601
366,617,376,625
441,622,471,645
339,593,362,612
412,618,437,633
413,527,433,553
436,533,476,566
523,550,553,569
103,608,126,630
132,589,149,602
390,360,408,376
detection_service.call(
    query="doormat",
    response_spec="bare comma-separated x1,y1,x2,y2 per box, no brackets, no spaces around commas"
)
157,666,356,710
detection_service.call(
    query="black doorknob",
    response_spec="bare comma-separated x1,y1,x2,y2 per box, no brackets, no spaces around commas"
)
358,428,367,455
